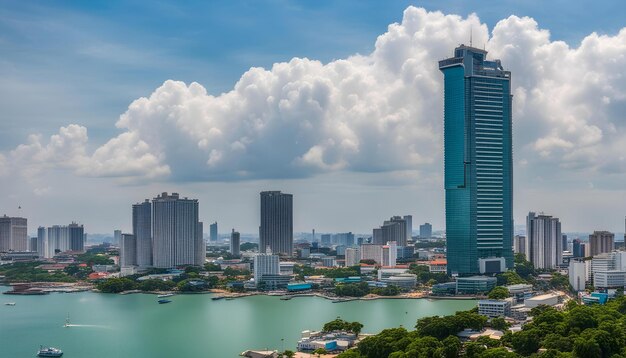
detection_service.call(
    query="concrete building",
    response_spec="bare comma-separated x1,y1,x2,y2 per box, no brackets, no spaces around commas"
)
589,231,614,256
29,237,37,253
378,268,409,280
133,199,153,268
524,293,560,308
0,215,28,252
526,212,562,269
120,233,137,267
230,229,240,256
513,235,526,256
382,273,417,289
68,223,84,252
209,222,218,242
572,239,584,258
373,216,407,246
333,232,355,246
569,260,587,292
478,299,512,318
594,270,626,289
345,248,360,267
253,253,280,288
419,223,432,239
37,227,46,258
45,223,84,256
321,256,336,267
114,230,122,245
152,192,203,268
259,191,293,256
382,241,397,267
456,276,497,295
321,234,331,246
403,215,412,242
439,45,513,275
360,244,383,264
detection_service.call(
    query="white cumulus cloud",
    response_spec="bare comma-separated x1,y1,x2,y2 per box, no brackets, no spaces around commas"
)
3,7,626,184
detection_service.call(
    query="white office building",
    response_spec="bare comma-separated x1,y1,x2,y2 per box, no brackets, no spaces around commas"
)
569,260,587,292
478,299,512,318
594,270,626,289
254,253,280,287
383,241,397,267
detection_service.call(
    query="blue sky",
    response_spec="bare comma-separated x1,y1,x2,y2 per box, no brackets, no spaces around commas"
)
1,1,626,234
2,0,623,147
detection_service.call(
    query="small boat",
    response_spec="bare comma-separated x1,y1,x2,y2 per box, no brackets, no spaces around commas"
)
37,346,63,357
4,302,16,306
63,314,70,328
211,296,224,301
157,293,174,298
158,299,172,304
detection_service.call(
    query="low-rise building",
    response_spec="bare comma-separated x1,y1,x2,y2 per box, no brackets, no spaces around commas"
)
381,273,417,289
478,299,512,318
524,293,560,308
456,276,497,295
377,268,409,280
594,270,626,289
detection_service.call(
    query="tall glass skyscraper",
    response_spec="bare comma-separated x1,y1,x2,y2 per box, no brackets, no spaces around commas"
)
439,45,513,275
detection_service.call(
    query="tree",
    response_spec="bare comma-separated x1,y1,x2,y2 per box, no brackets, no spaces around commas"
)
322,318,363,335
488,286,510,299
441,336,462,358
478,348,518,358
282,350,295,358
96,278,137,293
240,242,258,251
511,329,541,356
491,317,510,331
572,337,601,358
360,259,376,265
336,349,362,358
312,348,327,356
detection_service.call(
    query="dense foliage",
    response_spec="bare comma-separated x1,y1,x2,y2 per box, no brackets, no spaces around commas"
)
323,318,364,335
408,264,450,285
487,286,509,300
0,262,76,282
76,251,114,266
337,296,626,357
294,265,360,280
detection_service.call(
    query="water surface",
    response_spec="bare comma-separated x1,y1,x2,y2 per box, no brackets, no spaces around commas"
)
0,286,476,357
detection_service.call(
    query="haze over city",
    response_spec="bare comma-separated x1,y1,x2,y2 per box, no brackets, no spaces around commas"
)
1,1,626,235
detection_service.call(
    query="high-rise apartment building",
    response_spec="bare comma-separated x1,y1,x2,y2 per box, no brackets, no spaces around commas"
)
373,216,407,246
37,227,46,258
45,223,85,256
513,235,526,256
114,230,122,245
569,260,587,292
68,223,84,252
345,247,361,267
120,234,137,267
419,223,432,239
403,215,413,242
152,192,203,268
259,191,293,256
0,215,28,252
439,45,513,275
526,212,562,269
321,234,331,246
132,199,153,268
572,239,584,258
209,222,218,242
230,229,240,256
589,231,614,257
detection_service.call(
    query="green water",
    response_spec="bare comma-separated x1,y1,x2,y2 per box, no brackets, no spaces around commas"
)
0,286,476,357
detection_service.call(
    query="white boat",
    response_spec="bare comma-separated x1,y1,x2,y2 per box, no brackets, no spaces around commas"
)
4,302,16,306
63,314,70,328
157,293,174,298
37,346,63,357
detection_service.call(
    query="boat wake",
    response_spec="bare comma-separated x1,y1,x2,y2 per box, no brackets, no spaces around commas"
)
63,324,110,329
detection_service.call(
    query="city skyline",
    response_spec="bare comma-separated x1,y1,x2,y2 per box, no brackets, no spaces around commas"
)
2,2,626,234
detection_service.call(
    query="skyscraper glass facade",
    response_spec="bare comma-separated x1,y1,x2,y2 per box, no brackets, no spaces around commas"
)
439,45,513,275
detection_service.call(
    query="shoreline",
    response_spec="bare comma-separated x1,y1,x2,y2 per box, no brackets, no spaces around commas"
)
2,283,479,301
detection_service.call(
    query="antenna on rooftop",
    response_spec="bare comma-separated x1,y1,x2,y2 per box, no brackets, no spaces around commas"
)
470,26,473,47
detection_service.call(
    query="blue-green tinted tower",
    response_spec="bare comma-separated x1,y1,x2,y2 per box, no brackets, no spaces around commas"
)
439,45,513,276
